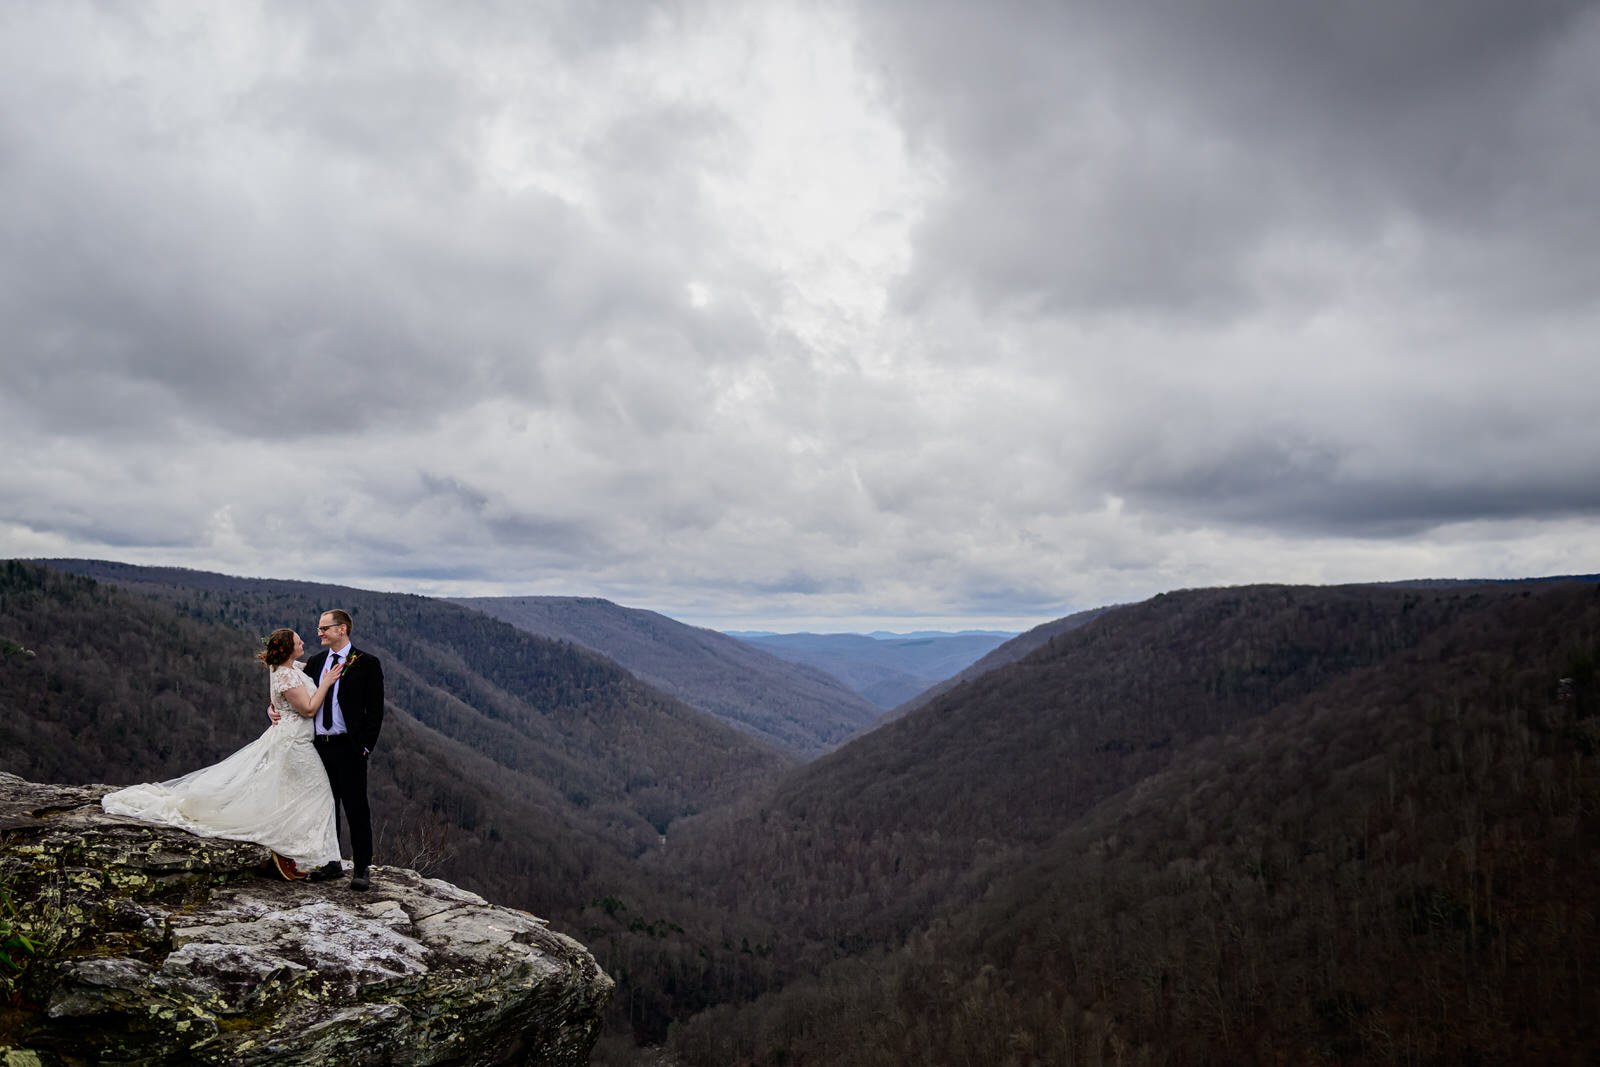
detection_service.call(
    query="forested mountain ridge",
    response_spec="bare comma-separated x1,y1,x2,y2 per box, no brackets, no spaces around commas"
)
660,580,1600,1065
14,559,1598,1063
452,595,879,756
736,631,1012,708
2,559,791,1048
30,559,789,827
911,580,1600,1063
668,584,1490,941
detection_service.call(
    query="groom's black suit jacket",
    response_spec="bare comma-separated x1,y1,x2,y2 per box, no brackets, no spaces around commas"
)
302,646,385,754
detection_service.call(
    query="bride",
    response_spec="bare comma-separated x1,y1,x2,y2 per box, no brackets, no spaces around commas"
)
102,628,343,878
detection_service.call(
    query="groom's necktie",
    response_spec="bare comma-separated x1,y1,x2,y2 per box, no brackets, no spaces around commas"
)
321,653,341,730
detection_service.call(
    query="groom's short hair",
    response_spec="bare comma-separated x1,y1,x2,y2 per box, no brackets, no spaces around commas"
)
323,608,354,634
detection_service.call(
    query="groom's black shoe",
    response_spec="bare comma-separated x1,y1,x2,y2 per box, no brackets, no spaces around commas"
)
349,868,371,892
307,861,343,883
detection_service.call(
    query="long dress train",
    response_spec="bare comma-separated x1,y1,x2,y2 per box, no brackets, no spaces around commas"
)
102,663,341,870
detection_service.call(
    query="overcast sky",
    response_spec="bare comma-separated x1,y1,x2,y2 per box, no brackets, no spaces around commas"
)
3,1,1598,632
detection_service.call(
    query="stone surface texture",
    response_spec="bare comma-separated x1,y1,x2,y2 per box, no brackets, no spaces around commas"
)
0,774,612,1065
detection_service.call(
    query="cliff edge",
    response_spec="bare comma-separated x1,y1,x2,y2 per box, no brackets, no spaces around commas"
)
0,773,613,1066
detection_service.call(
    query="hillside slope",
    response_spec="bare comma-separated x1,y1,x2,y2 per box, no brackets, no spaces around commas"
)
671,584,1485,942
7,559,792,1044
918,581,1600,1063
662,581,1600,1064
10,561,788,897
452,595,878,756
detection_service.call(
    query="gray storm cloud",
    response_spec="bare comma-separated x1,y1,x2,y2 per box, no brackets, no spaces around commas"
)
860,0,1600,544
876,0,1600,315
1,1,1596,630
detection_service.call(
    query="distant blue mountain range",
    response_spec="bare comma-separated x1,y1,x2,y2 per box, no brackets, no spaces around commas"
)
725,629,1016,640
729,631,1015,708
864,629,1016,640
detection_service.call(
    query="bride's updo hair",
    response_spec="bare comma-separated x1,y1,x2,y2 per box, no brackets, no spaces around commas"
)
257,628,297,668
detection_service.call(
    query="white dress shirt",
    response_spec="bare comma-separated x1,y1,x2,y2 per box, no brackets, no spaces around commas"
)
315,641,353,736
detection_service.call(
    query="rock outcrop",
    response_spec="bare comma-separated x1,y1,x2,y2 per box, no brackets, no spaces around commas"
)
0,773,612,1065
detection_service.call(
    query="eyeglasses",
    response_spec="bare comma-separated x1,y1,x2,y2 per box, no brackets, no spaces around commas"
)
316,625,344,633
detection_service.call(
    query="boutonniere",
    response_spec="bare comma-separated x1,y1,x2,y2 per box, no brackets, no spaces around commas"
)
342,652,363,672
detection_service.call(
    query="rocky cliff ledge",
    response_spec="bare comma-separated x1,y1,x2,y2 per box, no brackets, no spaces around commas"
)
0,773,613,1066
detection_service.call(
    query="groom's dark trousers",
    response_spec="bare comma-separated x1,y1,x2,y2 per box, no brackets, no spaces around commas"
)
313,734,372,871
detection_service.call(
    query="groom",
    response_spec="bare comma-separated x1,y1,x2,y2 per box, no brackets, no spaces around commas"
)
303,608,384,891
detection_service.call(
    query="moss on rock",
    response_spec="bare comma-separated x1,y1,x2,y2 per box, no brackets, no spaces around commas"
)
0,774,612,1066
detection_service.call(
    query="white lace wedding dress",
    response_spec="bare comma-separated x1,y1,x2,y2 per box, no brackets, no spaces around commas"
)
101,663,341,869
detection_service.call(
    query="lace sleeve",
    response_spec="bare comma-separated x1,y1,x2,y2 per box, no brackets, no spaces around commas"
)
269,665,302,709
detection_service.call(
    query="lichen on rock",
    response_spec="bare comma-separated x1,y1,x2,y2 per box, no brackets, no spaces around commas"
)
0,773,613,1065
